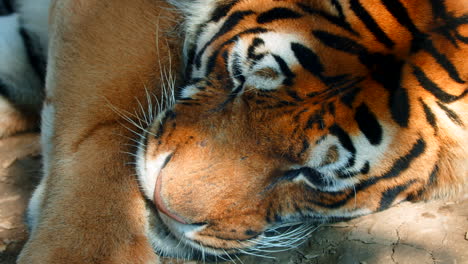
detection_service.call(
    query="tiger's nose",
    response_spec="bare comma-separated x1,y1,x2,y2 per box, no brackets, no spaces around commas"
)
154,167,188,224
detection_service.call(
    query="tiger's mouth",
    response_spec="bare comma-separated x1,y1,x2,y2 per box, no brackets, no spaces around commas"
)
145,200,245,260
144,200,319,261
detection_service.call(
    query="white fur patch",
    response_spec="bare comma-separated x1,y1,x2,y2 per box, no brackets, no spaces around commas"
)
26,103,55,232
26,180,46,232
258,32,303,66
180,84,200,99
226,32,307,91
136,148,173,201
295,122,395,192
167,0,219,63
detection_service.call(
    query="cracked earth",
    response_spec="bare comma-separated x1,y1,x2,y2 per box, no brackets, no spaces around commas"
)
0,133,467,264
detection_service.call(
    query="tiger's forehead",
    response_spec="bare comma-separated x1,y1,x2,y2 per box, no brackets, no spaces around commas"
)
184,0,434,83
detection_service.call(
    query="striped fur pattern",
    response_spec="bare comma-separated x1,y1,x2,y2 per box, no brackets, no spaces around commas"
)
136,0,468,258
3,0,466,261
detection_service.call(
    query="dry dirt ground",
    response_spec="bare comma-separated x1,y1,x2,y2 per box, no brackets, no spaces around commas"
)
0,133,467,264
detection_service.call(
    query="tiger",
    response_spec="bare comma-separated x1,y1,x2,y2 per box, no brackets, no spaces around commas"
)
6,0,468,262
134,0,468,258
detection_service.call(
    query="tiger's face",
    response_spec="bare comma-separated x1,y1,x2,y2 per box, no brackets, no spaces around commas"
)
136,0,468,258
138,78,357,257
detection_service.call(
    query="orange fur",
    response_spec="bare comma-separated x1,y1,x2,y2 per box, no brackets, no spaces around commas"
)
17,0,182,263
138,0,468,253
14,0,468,261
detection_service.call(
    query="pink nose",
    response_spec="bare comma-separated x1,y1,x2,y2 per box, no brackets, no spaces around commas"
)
154,171,188,224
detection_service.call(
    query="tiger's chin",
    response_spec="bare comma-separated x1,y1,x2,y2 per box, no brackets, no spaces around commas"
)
144,201,317,261
145,204,249,260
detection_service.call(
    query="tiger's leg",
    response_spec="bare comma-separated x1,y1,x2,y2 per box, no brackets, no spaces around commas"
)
17,0,182,263
0,2,44,138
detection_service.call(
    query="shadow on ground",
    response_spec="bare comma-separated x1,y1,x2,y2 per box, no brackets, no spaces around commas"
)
0,133,466,263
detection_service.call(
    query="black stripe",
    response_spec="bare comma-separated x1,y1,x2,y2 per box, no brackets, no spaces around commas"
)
323,74,354,89
433,12,468,46
306,75,364,104
257,7,302,24
355,103,383,145
161,154,173,169
286,89,303,102
346,154,356,168
298,138,310,158
301,167,328,188
428,0,468,45
313,30,409,127
407,163,439,201
381,0,465,83
261,100,298,110
413,65,468,103
291,42,325,79
378,180,415,211
204,27,268,76
305,109,325,130
185,22,210,78
379,138,425,180
297,2,358,35
422,42,465,84
330,0,347,24
19,28,46,83
185,44,197,79
194,10,255,69
287,12,392,106
327,102,336,116
209,0,239,22
436,101,464,126
291,42,362,98
349,0,395,49
154,111,176,139
247,38,265,61
340,87,361,107
272,54,295,86
381,0,420,36
230,52,245,83
419,99,438,131
329,124,356,154
428,163,438,185
313,30,366,55
293,108,309,122
360,161,370,174
308,138,426,209
337,161,370,179
313,30,403,90
429,0,446,19
389,86,410,127
179,102,201,106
